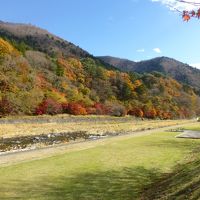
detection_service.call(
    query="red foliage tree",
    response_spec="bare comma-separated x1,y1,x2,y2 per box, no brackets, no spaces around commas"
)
144,107,157,119
93,103,110,115
61,102,69,113
35,98,62,115
0,97,13,116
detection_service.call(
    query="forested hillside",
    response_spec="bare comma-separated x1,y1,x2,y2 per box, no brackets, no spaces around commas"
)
0,21,199,119
99,56,200,94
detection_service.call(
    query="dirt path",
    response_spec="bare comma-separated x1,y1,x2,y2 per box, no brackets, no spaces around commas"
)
0,122,197,167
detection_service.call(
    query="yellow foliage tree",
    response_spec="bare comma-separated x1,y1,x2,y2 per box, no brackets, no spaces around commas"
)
0,38,16,58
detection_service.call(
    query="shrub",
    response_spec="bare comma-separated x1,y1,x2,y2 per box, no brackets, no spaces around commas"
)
0,98,13,116
93,103,110,115
128,108,144,118
35,98,62,115
144,107,157,119
108,104,127,117
86,107,97,115
67,102,87,115
61,102,68,113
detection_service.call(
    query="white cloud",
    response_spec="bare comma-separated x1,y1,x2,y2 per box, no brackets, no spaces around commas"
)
151,0,200,11
190,63,200,69
137,49,145,53
153,48,162,53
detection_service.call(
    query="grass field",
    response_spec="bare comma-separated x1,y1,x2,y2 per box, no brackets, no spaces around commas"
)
142,125,200,199
0,123,200,199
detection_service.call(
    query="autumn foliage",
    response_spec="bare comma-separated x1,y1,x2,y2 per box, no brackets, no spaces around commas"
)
0,36,199,119
0,98,13,116
182,9,200,21
179,1,200,21
0,38,16,58
35,98,63,115
65,103,87,115
93,103,110,115
128,108,144,118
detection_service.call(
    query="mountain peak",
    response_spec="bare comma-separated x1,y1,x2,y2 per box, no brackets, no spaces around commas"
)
0,20,90,58
99,55,200,91
98,56,136,71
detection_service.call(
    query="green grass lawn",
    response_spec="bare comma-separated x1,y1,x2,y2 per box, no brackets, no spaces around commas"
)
0,126,200,200
142,125,200,200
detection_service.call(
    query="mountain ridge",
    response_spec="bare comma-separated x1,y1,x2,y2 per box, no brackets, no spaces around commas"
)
0,20,199,118
98,56,200,92
0,21,90,58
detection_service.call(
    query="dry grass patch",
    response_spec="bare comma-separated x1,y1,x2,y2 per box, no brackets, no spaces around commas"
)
0,115,194,138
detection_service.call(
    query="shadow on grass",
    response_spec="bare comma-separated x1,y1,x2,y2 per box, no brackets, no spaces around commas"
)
0,166,160,200
141,155,200,200
1,137,200,200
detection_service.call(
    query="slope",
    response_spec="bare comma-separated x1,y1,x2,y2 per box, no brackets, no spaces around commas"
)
142,125,200,200
0,21,199,119
99,56,200,93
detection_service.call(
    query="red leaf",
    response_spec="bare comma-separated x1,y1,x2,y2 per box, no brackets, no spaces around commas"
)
196,9,200,19
190,10,196,17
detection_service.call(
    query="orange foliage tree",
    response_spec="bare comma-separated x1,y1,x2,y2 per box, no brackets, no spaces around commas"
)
128,108,144,118
67,102,87,115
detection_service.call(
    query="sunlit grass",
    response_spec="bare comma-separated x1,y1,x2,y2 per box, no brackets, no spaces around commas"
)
142,124,200,199
0,125,200,199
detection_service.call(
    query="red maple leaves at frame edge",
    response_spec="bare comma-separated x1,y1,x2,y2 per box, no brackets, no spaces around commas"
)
177,0,200,21
182,9,200,21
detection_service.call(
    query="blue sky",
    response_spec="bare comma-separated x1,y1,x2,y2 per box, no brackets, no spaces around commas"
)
1,0,200,68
